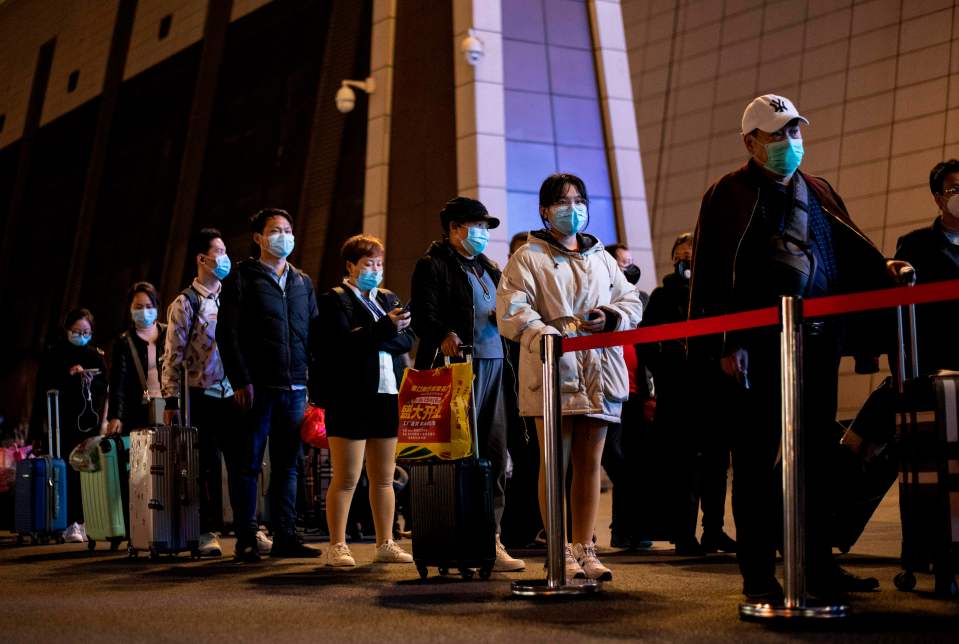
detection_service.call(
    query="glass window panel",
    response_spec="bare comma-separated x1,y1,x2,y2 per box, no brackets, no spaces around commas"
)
506,90,555,143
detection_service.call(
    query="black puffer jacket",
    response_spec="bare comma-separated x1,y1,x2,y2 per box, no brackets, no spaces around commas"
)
217,259,318,390
109,324,167,429
410,240,502,370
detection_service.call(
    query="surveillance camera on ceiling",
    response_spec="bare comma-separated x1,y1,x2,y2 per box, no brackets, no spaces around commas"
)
461,29,484,66
335,77,376,114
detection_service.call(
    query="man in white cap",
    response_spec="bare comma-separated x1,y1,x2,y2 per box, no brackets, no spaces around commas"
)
688,95,910,602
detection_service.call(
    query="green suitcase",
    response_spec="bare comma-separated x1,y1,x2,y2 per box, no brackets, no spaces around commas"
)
81,435,130,551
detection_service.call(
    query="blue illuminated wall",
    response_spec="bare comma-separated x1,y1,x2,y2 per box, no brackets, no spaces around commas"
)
502,0,617,244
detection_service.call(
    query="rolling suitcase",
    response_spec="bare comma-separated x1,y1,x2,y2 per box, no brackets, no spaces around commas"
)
81,435,130,551
14,390,68,544
889,295,959,597
128,366,201,559
408,346,496,580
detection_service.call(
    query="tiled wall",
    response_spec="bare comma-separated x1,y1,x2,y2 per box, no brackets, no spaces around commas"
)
623,0,959,418
0,0,273,149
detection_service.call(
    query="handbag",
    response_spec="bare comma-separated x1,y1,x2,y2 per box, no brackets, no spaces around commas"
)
395,359,474,460
301,404,328,449
68,436,103,473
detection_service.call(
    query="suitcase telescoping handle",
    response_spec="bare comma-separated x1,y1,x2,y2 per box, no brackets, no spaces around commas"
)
45,389,61,459
181,363,191,429
894,266,919,394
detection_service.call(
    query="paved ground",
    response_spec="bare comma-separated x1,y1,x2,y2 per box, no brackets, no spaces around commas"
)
2,485,957,643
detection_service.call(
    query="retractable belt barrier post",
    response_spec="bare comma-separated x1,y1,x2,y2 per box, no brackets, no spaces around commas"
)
511,334,601,597
519,278,959,610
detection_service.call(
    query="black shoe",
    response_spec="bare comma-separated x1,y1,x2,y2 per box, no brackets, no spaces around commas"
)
743,576,784,603
674,538,705,556
233,540,262,563
701,530,737,554
610,529,632,549
270,535,322,559
808,564,879,595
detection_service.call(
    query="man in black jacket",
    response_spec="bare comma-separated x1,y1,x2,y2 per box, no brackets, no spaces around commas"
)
895,160,959,374
217,208,319,561
409,197,525,572
689,95,909,601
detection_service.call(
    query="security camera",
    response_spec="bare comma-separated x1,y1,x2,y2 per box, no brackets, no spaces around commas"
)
335,85,356,114
461,30,484,66
335,77,376,114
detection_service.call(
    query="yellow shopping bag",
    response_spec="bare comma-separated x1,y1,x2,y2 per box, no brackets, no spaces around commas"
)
395,361,473,460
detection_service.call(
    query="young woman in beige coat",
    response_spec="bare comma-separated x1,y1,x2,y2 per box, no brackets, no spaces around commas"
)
496,173,644,581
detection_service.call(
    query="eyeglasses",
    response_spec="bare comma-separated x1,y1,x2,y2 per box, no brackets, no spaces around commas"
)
69,330,92,338
941,185,959,196
553,198,587,207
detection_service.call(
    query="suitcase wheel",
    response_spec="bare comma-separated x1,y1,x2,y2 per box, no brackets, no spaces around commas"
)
459,568,474,580
894,571,917,592
88,539,97,551
127,546,137,558
933,575,958,598
479,564,493,581
438,567,449,577
416,564,429,580
190,549,201,561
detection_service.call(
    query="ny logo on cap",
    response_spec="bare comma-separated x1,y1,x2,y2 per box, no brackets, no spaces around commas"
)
769,98,788,113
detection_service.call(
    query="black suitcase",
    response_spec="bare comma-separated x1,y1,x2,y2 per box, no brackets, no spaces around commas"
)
407,347,496,580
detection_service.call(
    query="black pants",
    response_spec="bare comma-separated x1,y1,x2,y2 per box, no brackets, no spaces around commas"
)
731,330,841,585
188,389,241,535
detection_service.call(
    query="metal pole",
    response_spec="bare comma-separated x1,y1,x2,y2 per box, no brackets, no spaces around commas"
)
512,334,600,597
543,334,566,588
740,296,847,621
780,296,805,609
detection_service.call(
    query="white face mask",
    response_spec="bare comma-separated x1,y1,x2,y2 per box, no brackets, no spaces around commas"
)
946,195,959,218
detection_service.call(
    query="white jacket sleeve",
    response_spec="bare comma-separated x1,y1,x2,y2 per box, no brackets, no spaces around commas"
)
496,251,559,353
600,253,644,332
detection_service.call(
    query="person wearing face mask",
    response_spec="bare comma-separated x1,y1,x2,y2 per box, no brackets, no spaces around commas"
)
894,160,959,374
107,282,167,436
30,308,108,543
689,94,912,601
312,235,414,567
497,173,644,581
409,196,526,573
216,208,320,562
159,228,267,558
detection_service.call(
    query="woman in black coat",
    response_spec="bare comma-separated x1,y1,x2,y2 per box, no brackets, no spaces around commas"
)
312,234,414,568
31,308,108,541
107,282,167,434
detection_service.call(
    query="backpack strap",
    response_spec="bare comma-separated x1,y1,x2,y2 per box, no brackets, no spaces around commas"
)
180,286,202,346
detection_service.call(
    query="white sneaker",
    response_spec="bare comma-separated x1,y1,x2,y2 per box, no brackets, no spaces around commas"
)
63,522,85,543
545,544,586,579
494,535,525,572
374,539,413,564
197,532,222,557
573,542,612,581
255,529,273,555
326,542,356,567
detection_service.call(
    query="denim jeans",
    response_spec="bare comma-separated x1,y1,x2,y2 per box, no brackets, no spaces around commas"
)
237,387,307,541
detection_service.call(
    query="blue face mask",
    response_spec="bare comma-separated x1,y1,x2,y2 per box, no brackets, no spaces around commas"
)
68,332,91,347
131,308,157,329
356,269,383,292
265,232,295,259
206,254,231,280
461,226,489,256
764,138,804,177
550,203,588,236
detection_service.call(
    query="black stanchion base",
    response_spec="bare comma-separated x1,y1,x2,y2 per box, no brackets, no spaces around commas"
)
511,578,602,597
739,601,848,621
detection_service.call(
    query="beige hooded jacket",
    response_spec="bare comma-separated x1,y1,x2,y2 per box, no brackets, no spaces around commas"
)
496,231,644,423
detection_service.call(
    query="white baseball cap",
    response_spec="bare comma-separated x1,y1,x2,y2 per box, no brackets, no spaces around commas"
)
741,94,809,135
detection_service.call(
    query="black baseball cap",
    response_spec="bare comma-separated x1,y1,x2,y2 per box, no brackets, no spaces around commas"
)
439,196,500,230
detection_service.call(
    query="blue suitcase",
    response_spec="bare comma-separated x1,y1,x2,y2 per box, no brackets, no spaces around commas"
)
15,389,68,544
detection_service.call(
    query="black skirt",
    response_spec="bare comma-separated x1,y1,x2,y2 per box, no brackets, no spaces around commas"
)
325,393,399,440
